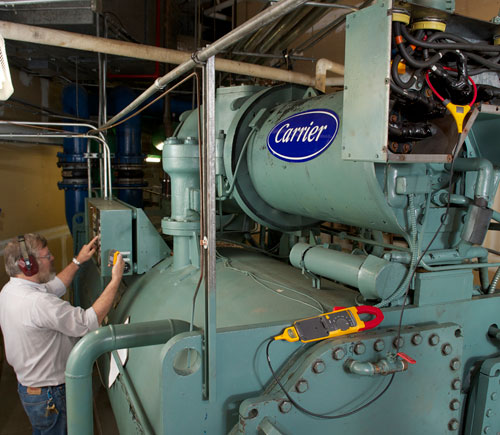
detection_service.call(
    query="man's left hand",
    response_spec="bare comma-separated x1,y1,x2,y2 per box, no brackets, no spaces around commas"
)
76,236,99,264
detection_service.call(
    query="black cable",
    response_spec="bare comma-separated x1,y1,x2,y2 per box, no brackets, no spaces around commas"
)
265,338,395,419
394,22,446,69
399,22,500,53
391,53,417,89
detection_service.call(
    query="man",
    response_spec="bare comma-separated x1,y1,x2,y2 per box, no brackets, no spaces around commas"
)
0,233,124,435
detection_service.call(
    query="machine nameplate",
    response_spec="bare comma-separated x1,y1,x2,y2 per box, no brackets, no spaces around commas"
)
267,109,339,162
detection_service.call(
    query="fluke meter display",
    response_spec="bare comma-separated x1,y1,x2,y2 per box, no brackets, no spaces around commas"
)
274,305,384,343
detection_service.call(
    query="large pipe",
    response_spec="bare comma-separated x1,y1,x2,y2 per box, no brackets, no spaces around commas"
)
0,19,343,92
65,319,190,435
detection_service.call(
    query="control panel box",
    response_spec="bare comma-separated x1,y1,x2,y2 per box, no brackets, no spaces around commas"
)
87,198,133,277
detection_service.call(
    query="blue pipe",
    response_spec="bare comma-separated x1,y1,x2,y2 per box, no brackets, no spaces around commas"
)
58,84,90,234
109,86,146,208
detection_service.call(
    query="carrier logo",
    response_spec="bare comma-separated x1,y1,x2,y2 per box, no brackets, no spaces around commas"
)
267,109,339,162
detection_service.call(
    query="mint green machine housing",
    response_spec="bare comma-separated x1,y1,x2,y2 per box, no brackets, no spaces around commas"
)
67,1,500,434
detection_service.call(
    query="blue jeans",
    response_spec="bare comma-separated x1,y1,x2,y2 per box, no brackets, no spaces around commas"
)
17,383,67,435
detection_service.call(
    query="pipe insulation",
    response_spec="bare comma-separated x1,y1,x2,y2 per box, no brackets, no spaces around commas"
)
0,20,344,89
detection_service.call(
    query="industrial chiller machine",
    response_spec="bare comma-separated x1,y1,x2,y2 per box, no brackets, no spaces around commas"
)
66,0,500,433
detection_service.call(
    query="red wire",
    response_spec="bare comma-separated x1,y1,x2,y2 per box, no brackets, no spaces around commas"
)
425,70,477,106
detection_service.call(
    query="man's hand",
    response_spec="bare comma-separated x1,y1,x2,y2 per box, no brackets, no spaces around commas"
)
111,253,125,282
76,236,99,264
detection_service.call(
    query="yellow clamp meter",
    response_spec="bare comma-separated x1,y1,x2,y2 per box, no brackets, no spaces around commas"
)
274,305,384,343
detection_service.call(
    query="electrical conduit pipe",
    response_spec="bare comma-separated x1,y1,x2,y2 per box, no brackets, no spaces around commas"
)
65,319,190,435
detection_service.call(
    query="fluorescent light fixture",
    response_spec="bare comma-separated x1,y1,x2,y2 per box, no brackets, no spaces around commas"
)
145,154,161,163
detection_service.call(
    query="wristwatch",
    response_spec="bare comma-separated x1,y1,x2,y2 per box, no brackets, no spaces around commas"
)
72,257,81,267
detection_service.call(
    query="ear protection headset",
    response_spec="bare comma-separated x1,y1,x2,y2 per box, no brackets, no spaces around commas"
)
17,235,38,277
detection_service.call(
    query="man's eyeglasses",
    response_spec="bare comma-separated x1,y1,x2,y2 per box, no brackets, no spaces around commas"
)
37,252,53,260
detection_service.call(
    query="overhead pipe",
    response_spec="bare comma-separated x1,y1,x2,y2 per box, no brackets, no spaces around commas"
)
0,9,344,111
65,319,190,435
315,58,345,92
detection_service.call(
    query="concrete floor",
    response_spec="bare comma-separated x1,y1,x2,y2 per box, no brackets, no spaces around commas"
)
0,349,119,435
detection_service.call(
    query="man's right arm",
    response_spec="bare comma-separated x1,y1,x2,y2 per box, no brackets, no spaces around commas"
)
92,254,125,324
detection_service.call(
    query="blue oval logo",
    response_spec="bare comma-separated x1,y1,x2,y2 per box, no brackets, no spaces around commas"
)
267,109,339,162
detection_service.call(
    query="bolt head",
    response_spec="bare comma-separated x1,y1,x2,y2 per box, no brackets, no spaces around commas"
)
278,400,291,414
450,358,461,371
312,360,325,374
332,347,346,360
354,342,366,355
374,339,385,352
448,419,459,430
491,392,497,401
295,379,308,393
393,337,404,349
486,408,493,417
442,343,453,356
483,426,490,434
451,378,461,390
429,334,440,346
411,334,422,345
450,399,460,410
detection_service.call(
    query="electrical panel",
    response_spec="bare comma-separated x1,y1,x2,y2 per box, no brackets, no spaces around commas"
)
87,198,170,278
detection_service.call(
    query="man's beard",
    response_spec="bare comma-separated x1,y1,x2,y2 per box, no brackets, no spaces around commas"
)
39,271,55,284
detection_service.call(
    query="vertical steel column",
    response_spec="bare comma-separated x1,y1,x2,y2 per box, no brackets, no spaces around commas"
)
204,55,217,401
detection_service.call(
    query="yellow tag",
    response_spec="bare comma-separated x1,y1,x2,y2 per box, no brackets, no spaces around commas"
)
445,102,471,134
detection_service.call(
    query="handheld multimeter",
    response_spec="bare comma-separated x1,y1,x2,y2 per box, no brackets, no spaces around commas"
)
274,305,384,343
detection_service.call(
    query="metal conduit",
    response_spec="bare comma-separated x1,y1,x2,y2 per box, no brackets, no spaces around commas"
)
0,121,112,198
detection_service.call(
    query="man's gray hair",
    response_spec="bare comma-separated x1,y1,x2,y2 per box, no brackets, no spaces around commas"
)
4,234,48,277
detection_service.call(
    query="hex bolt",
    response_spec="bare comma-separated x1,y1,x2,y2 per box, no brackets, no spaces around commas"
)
312,360,325,374
483,426,490,434
332,347,346,360
429,334,440,346
393,337,404,349
354,342,366,355
448,419,459,430
486,408,493,417
442,343,453,356
278,400,291,414
450,399,460,410
451,379,461,390
450,358,461,371
491,392,497,401
374,339,385,352
411,334,422,345
295,379,308,393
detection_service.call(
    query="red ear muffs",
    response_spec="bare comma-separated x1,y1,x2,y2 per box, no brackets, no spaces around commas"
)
17,255,39,277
